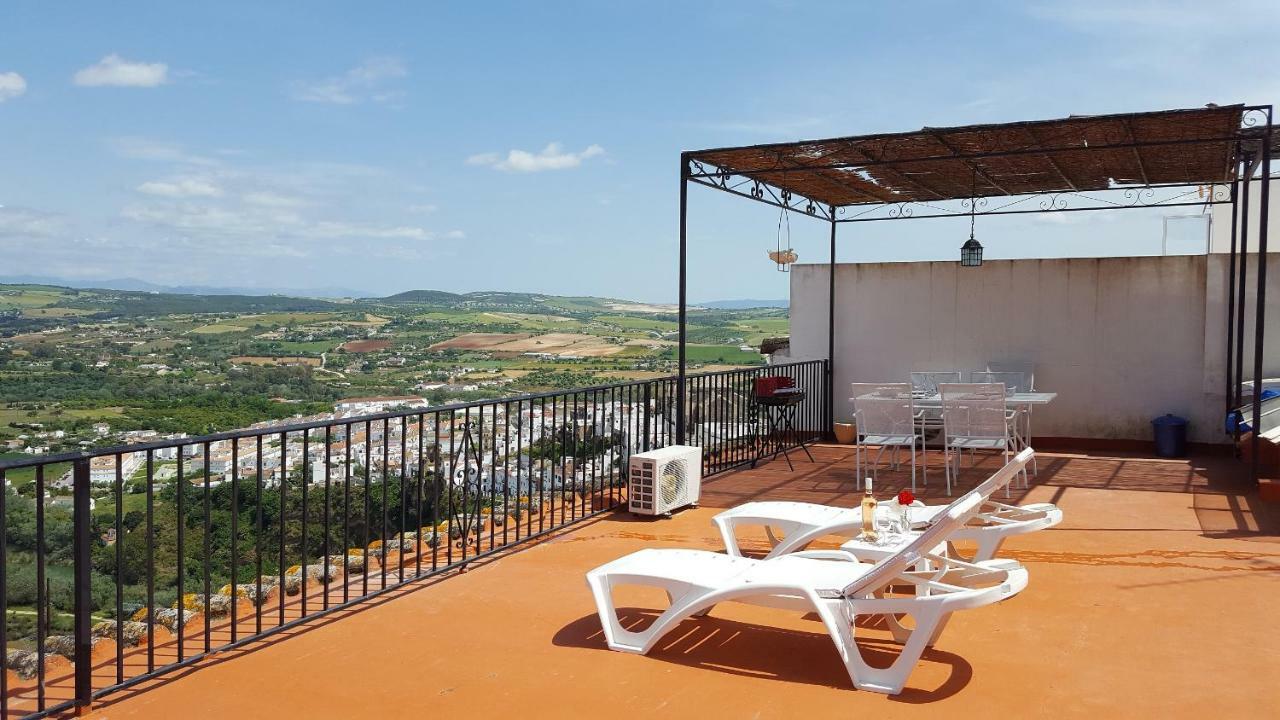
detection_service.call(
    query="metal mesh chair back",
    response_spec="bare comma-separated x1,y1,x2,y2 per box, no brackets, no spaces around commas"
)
910,371,962,396
986,361,1035,391
970,371,1027,394
939,383,1008,440
851,383,915,436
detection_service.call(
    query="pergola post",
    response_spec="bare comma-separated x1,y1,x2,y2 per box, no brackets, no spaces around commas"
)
827,208,837,437
1249,114,1273,485
1235,163,1252,438
1226,176,1239,424
677,152,689,445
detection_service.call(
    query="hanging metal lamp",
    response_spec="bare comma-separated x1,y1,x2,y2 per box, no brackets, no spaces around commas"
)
960,171,983,267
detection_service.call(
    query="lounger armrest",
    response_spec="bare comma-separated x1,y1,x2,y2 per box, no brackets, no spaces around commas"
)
791,549,862,563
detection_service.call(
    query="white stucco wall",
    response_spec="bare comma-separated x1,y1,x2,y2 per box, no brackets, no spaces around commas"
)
1209,178,1280,254
791,254,1280,444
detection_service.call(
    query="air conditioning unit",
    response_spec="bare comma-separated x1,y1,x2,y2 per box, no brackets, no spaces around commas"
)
628,445,701,516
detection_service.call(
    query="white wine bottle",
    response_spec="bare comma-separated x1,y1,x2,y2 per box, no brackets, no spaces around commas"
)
859,477,878,542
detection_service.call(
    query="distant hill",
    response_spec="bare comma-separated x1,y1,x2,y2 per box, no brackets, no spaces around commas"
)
380,289,465,303
698,299,788,309
0,275,372,299
1,279,787,321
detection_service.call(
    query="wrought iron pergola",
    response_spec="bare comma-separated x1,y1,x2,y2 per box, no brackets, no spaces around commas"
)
675,104,1276,483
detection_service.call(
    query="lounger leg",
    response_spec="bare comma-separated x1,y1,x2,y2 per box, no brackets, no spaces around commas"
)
816,598,945,695
972,534,1006,563
713,516,808,558
585,572,710,655
713,515,745,557
926,612,953,647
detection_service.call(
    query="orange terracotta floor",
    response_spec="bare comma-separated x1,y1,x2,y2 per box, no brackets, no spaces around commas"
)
64,445,1280,718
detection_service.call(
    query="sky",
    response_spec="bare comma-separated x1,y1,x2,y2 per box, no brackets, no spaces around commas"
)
0,1,1275,302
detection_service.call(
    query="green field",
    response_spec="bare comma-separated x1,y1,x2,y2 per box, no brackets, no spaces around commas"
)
0,286,70,310
593,315,679,333
663,344,764,365
190,323,250,334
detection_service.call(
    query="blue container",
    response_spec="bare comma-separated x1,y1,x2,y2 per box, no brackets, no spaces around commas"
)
1224,389,1280,433
1152,414,1188,458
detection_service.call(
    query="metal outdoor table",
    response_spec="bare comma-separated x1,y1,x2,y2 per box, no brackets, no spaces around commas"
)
911,391,1057,454
754,388,815,471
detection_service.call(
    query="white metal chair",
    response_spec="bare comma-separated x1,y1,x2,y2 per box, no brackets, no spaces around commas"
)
910,371,963,396
909,371,960,450
969,371,1026,393
851,382,926,493
971,370,1037,476
938,383,1024,496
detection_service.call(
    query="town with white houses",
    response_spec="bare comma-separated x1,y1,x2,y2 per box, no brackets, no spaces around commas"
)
11,395,682,499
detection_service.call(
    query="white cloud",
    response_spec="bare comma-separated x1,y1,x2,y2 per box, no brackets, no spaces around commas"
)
468,143,606,173
243,191,310,208
465,152,500,166
109,137,219,166
73,54,169,87
307,221,431,240
407,203,438,215
121,199,450,245
0,206,67,238
293,57,407,104
0,72,27,102
137,177,223,198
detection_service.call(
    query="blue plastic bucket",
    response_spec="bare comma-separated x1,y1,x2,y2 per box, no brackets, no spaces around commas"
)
1152,414,1188,458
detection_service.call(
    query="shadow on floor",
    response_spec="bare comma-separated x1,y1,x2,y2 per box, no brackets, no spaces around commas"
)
701,444,1280,540
553,609,973,703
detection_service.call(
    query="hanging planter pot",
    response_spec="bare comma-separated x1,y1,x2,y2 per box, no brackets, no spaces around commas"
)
768,205,797,272
768,248,798,268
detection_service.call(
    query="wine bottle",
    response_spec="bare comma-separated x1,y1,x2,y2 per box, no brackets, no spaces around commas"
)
859,477,878,542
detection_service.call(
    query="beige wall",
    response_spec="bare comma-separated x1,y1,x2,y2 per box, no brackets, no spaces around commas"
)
790,254,1280,444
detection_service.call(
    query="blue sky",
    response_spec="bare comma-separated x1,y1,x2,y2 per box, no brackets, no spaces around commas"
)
0,1,1274,302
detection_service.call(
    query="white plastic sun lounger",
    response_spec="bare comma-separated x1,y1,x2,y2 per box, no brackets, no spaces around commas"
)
585,449,1033,695
713,493,1061,562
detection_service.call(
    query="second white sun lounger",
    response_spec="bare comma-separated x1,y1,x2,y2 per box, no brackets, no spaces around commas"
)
585,449,1034,695
713,493,1060,561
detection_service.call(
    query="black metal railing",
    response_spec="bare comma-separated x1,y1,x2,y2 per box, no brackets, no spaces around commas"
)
0,359,827,717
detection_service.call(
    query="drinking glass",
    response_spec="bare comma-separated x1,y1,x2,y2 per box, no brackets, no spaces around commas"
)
876,509,896,545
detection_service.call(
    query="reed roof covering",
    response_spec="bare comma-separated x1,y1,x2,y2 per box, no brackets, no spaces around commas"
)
688,105,1251,207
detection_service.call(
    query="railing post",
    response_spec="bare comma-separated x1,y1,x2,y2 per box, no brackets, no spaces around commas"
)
642,382,652,452
72,458,93,710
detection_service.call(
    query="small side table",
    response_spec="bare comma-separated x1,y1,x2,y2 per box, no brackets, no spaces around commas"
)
754,388,815,470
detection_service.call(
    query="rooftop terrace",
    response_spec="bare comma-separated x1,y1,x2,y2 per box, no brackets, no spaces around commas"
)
41,444,1277,719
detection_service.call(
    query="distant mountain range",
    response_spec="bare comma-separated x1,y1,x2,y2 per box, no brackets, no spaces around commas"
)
0,275,373,299
697,299,788,309
0,275,787,309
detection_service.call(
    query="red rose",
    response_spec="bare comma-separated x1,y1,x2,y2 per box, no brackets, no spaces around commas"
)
897,490,915,505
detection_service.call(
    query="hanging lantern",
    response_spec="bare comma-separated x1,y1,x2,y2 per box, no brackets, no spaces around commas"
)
768,206,797,272
960,170,983,267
